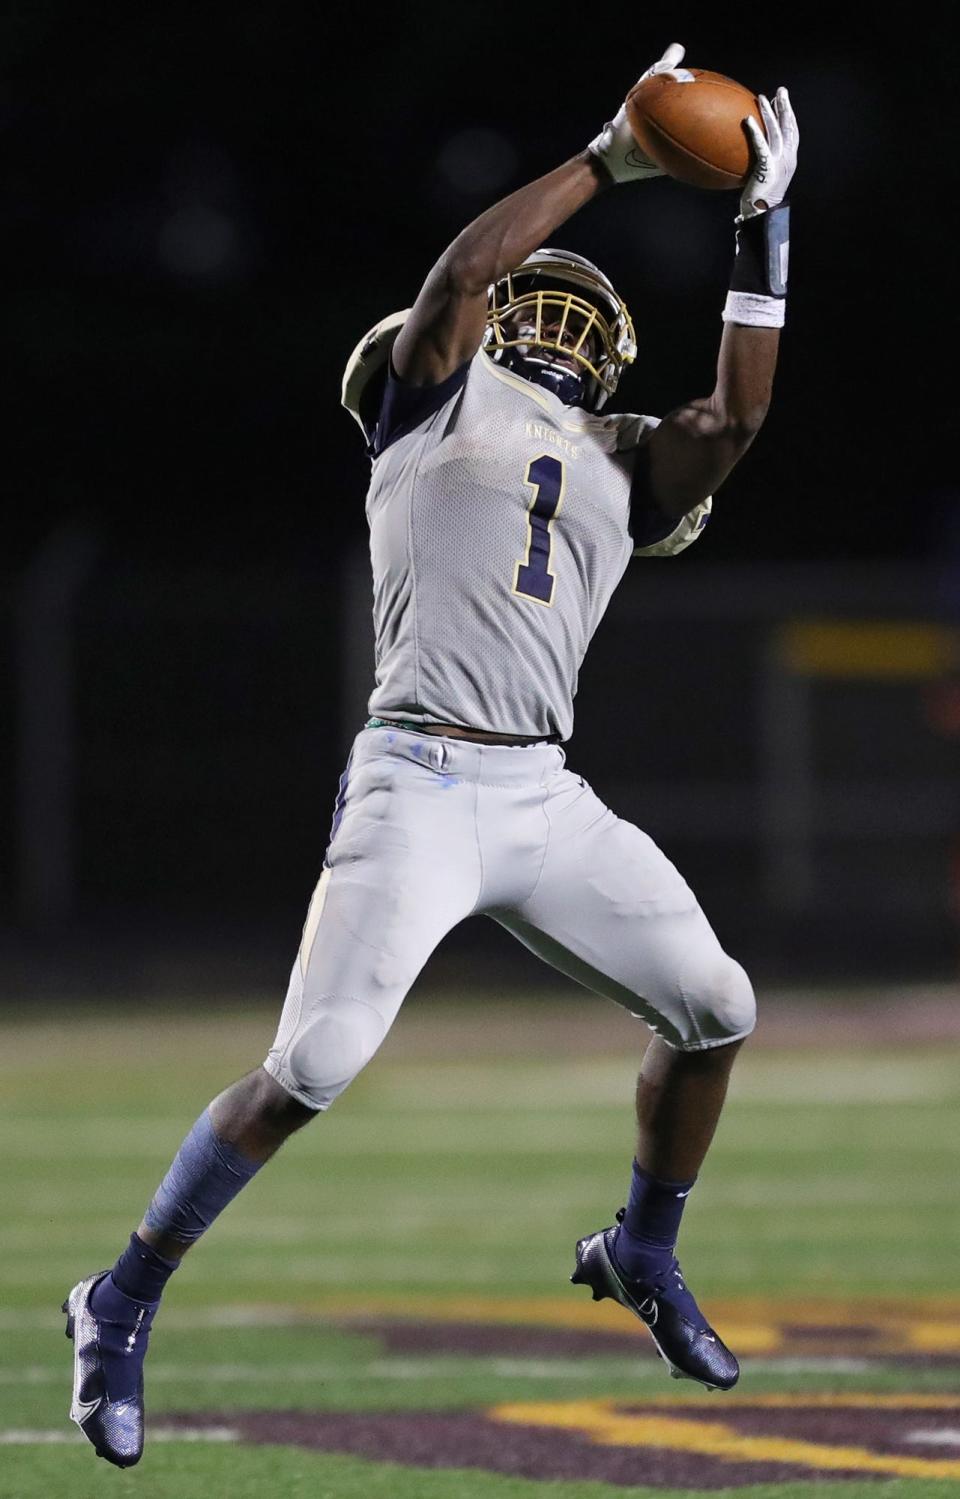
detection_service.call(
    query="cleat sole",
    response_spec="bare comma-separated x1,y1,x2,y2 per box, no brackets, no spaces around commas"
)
570,1264,605,1302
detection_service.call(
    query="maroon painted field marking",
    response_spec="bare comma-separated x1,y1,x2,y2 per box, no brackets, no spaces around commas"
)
169,1398,960,1488
335,1313,960,1368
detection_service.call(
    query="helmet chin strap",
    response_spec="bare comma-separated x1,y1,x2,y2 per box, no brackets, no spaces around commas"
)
502,347,593,409
525,362,587,407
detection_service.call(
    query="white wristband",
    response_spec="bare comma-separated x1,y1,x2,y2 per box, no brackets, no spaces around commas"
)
722,291,786,328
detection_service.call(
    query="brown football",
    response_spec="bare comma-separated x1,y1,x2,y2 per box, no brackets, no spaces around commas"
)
625,68,763,190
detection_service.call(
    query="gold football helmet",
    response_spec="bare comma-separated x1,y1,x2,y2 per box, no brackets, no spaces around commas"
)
484,248,636,411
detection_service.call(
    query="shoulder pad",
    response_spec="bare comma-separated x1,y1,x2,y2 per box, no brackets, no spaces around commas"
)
616,412,712,557
612,412,660,449
634,496,713,557
341,310,411,441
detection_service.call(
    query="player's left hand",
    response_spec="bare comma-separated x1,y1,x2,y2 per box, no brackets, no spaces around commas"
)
738,87,799,219
588,43,687,184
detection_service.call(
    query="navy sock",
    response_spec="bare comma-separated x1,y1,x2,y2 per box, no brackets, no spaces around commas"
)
84,1112,261,1404
143,1109,262,1244
88,1237,177,1402
613,1159,695,1283
107,1232,179,1306
93,1115,261,1308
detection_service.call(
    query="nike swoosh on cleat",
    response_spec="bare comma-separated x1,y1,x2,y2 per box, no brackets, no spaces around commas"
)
74,1395,102,1423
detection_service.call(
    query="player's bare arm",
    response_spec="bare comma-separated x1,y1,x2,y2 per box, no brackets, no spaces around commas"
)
392,42,684,387
645,322,780,520
392,155,608,386
646,85,798,520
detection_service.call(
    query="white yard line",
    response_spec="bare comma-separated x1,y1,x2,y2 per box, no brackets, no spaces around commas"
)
0,1355,898,1385
2,1360,641,1384
0,1305,311,1331
742,1357,875,1374
0,1427,238,1445
2,1364,353,1384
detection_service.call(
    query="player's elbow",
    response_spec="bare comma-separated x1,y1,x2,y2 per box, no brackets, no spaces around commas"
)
719,372,776,439
439,246,492,299
683,399,767,447
715,402,769,444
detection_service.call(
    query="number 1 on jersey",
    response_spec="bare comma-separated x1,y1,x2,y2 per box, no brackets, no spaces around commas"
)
514,454,565,607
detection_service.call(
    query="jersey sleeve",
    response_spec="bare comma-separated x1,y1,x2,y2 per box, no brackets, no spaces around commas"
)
617,414,713,558
370,357,471,458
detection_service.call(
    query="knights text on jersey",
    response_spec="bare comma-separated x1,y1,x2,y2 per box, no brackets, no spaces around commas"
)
365,347,666,741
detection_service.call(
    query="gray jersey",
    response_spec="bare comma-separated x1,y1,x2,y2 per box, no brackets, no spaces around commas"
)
262,337,741,1119
363,345,708,740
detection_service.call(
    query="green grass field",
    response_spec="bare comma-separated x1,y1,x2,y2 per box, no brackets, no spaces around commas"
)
2,994,959,1498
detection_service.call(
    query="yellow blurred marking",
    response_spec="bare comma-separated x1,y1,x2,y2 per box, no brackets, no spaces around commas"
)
301,1292,960,1357
779,620,958,678
906,1322,960,1352
633,1394,960,1410
302,1294,776,1350
491,1398,960,1480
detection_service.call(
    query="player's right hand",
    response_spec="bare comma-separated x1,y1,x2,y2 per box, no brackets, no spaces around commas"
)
588,43,687,184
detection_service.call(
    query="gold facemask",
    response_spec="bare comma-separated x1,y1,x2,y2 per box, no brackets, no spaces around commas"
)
485,253,637,410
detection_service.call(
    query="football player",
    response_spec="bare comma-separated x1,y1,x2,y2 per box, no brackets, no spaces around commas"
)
64,43,797,1466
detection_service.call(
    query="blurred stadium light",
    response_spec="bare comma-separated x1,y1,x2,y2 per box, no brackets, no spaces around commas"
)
762,621,960,912
435,128,519,198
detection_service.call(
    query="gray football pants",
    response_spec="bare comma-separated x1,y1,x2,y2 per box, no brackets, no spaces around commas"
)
264,724,756,1110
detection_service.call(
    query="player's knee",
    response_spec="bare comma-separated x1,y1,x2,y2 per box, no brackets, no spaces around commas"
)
272,996,386,1111
711,957,756,1041
681,953,756,1047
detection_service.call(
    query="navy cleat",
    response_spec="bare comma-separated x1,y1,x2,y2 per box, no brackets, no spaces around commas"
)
570,1211,739,1390
62,1271,152,1467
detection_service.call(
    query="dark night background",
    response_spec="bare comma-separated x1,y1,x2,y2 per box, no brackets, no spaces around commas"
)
3,3,958,994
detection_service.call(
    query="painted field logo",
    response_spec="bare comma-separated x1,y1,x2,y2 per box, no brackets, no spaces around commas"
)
171,1397,960,1489
163,1298,960,1487
490,1395,960,1487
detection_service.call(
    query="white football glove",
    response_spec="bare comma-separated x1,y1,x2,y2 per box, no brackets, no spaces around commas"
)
739,86,799,219
588,43,689,184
